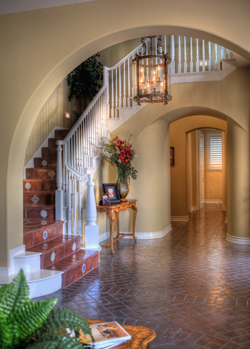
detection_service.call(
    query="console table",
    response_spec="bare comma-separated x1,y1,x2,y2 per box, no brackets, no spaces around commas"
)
97,200,137,255
86,318,156,348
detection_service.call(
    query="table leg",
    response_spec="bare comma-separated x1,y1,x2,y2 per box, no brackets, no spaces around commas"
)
116,212,120,238
132,204,138,241
109,215,115,255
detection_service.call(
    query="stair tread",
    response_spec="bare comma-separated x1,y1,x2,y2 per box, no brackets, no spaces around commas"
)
24,191,55,194
23,220,62,233
24,203,55,207
24,179,56,182
0,269,63,285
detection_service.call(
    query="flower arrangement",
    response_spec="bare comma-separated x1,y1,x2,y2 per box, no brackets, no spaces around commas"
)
97,133,137,184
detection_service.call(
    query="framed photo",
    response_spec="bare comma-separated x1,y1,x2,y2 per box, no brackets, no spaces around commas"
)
170,147,175,166
102,193,110,206
102,183,120,204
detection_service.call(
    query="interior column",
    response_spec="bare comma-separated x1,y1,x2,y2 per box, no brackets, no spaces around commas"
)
226,118,250,244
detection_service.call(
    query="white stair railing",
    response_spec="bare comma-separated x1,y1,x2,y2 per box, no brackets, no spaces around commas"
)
55,36,235,247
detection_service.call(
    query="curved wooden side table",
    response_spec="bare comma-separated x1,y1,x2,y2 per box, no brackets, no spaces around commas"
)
97,200,137,255
86,318,156,349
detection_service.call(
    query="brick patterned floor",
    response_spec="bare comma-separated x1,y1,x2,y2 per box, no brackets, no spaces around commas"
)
34,204,250,348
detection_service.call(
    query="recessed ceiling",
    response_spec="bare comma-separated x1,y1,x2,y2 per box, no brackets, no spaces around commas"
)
0,0,95,15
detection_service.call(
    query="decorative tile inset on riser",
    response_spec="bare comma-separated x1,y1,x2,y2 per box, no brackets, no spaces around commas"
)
24,182,32,191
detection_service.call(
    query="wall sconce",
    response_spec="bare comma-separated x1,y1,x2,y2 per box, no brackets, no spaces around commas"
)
65,111,71,119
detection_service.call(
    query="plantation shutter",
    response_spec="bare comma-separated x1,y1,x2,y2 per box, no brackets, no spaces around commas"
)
209,135,222,169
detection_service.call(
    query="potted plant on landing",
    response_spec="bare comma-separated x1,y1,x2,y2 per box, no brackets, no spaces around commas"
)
96,133,137,200
67,54,103,122
0,269,93,348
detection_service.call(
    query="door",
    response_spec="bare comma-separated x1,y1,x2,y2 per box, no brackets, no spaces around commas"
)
196,130,205,210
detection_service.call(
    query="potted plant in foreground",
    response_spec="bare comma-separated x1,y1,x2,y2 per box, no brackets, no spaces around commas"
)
96,133,137,200
0,269,93,348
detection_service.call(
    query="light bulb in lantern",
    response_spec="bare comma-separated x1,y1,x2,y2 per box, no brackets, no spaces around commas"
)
161,82,163,93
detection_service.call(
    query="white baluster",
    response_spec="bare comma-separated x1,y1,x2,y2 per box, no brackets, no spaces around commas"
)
123,61,126,107
127,58,130,107
85,175,99,249
106,68,110,118
73,176,77,235
78,178,82,236
221,46,225,60
215,44,218,70
178,36,181,73
190,37,193,73
208,41,212,71
111,70,114,118
170,35,175,73
227,49,230,59
202,40,205,72
68,170,72,235
184,36,187,73
196,38,199,72
119,65,122,108
115,68,118,117
55,140,64,223
164,35,167,54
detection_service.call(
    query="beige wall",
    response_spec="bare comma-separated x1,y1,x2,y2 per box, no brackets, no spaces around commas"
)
1,0,250,266
25,79,74,165
170,116,227,217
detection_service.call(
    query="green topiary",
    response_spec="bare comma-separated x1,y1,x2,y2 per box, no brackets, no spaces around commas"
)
0,269,93,348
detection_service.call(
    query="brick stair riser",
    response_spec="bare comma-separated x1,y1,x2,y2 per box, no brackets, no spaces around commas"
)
24,193,55,205
40,237,81,269
24,206,55,220
48,138,58,148
26,168,56,180
42,147,57,158
23,222,63,249
23,180,56,192
54,129,69,139
62,252,99,287
34,157,57,168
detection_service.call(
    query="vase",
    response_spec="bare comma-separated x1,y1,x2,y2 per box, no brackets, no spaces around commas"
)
118,179,129,201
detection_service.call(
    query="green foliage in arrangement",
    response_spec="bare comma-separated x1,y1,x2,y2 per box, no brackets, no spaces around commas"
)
0,269,93,349
67,53,103,114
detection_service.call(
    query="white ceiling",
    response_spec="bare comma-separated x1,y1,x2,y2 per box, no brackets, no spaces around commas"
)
0,0,95,15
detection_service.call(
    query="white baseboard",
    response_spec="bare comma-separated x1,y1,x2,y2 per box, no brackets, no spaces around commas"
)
189,206,197,213
99,224,172,242
226,234,250,245
204,199,222,204
171,215,189,222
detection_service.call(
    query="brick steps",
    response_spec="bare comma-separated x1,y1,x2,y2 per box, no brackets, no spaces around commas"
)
23,179,56,192
34,157,57,168
23,128,99,289
24,192,55,205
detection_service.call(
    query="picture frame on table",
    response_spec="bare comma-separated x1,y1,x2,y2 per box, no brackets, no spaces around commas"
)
102,193,110,206
102,183,120,204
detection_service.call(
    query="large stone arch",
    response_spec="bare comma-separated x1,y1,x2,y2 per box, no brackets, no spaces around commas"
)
1,0,250,266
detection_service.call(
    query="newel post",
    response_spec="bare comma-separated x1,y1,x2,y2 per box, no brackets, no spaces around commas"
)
85,175,99,249
55,140,64,222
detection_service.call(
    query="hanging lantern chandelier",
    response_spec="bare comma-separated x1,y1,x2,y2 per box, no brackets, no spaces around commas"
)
132,36,172,106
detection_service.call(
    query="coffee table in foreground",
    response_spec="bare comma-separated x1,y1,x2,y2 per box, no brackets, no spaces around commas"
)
86,319,156,349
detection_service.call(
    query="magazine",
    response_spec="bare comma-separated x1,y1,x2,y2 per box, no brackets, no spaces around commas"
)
66,321,131,348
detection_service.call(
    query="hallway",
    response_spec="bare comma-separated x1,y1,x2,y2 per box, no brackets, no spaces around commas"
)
35,204,250,348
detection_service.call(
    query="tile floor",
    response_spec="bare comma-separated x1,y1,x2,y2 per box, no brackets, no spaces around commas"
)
34,204,250,348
